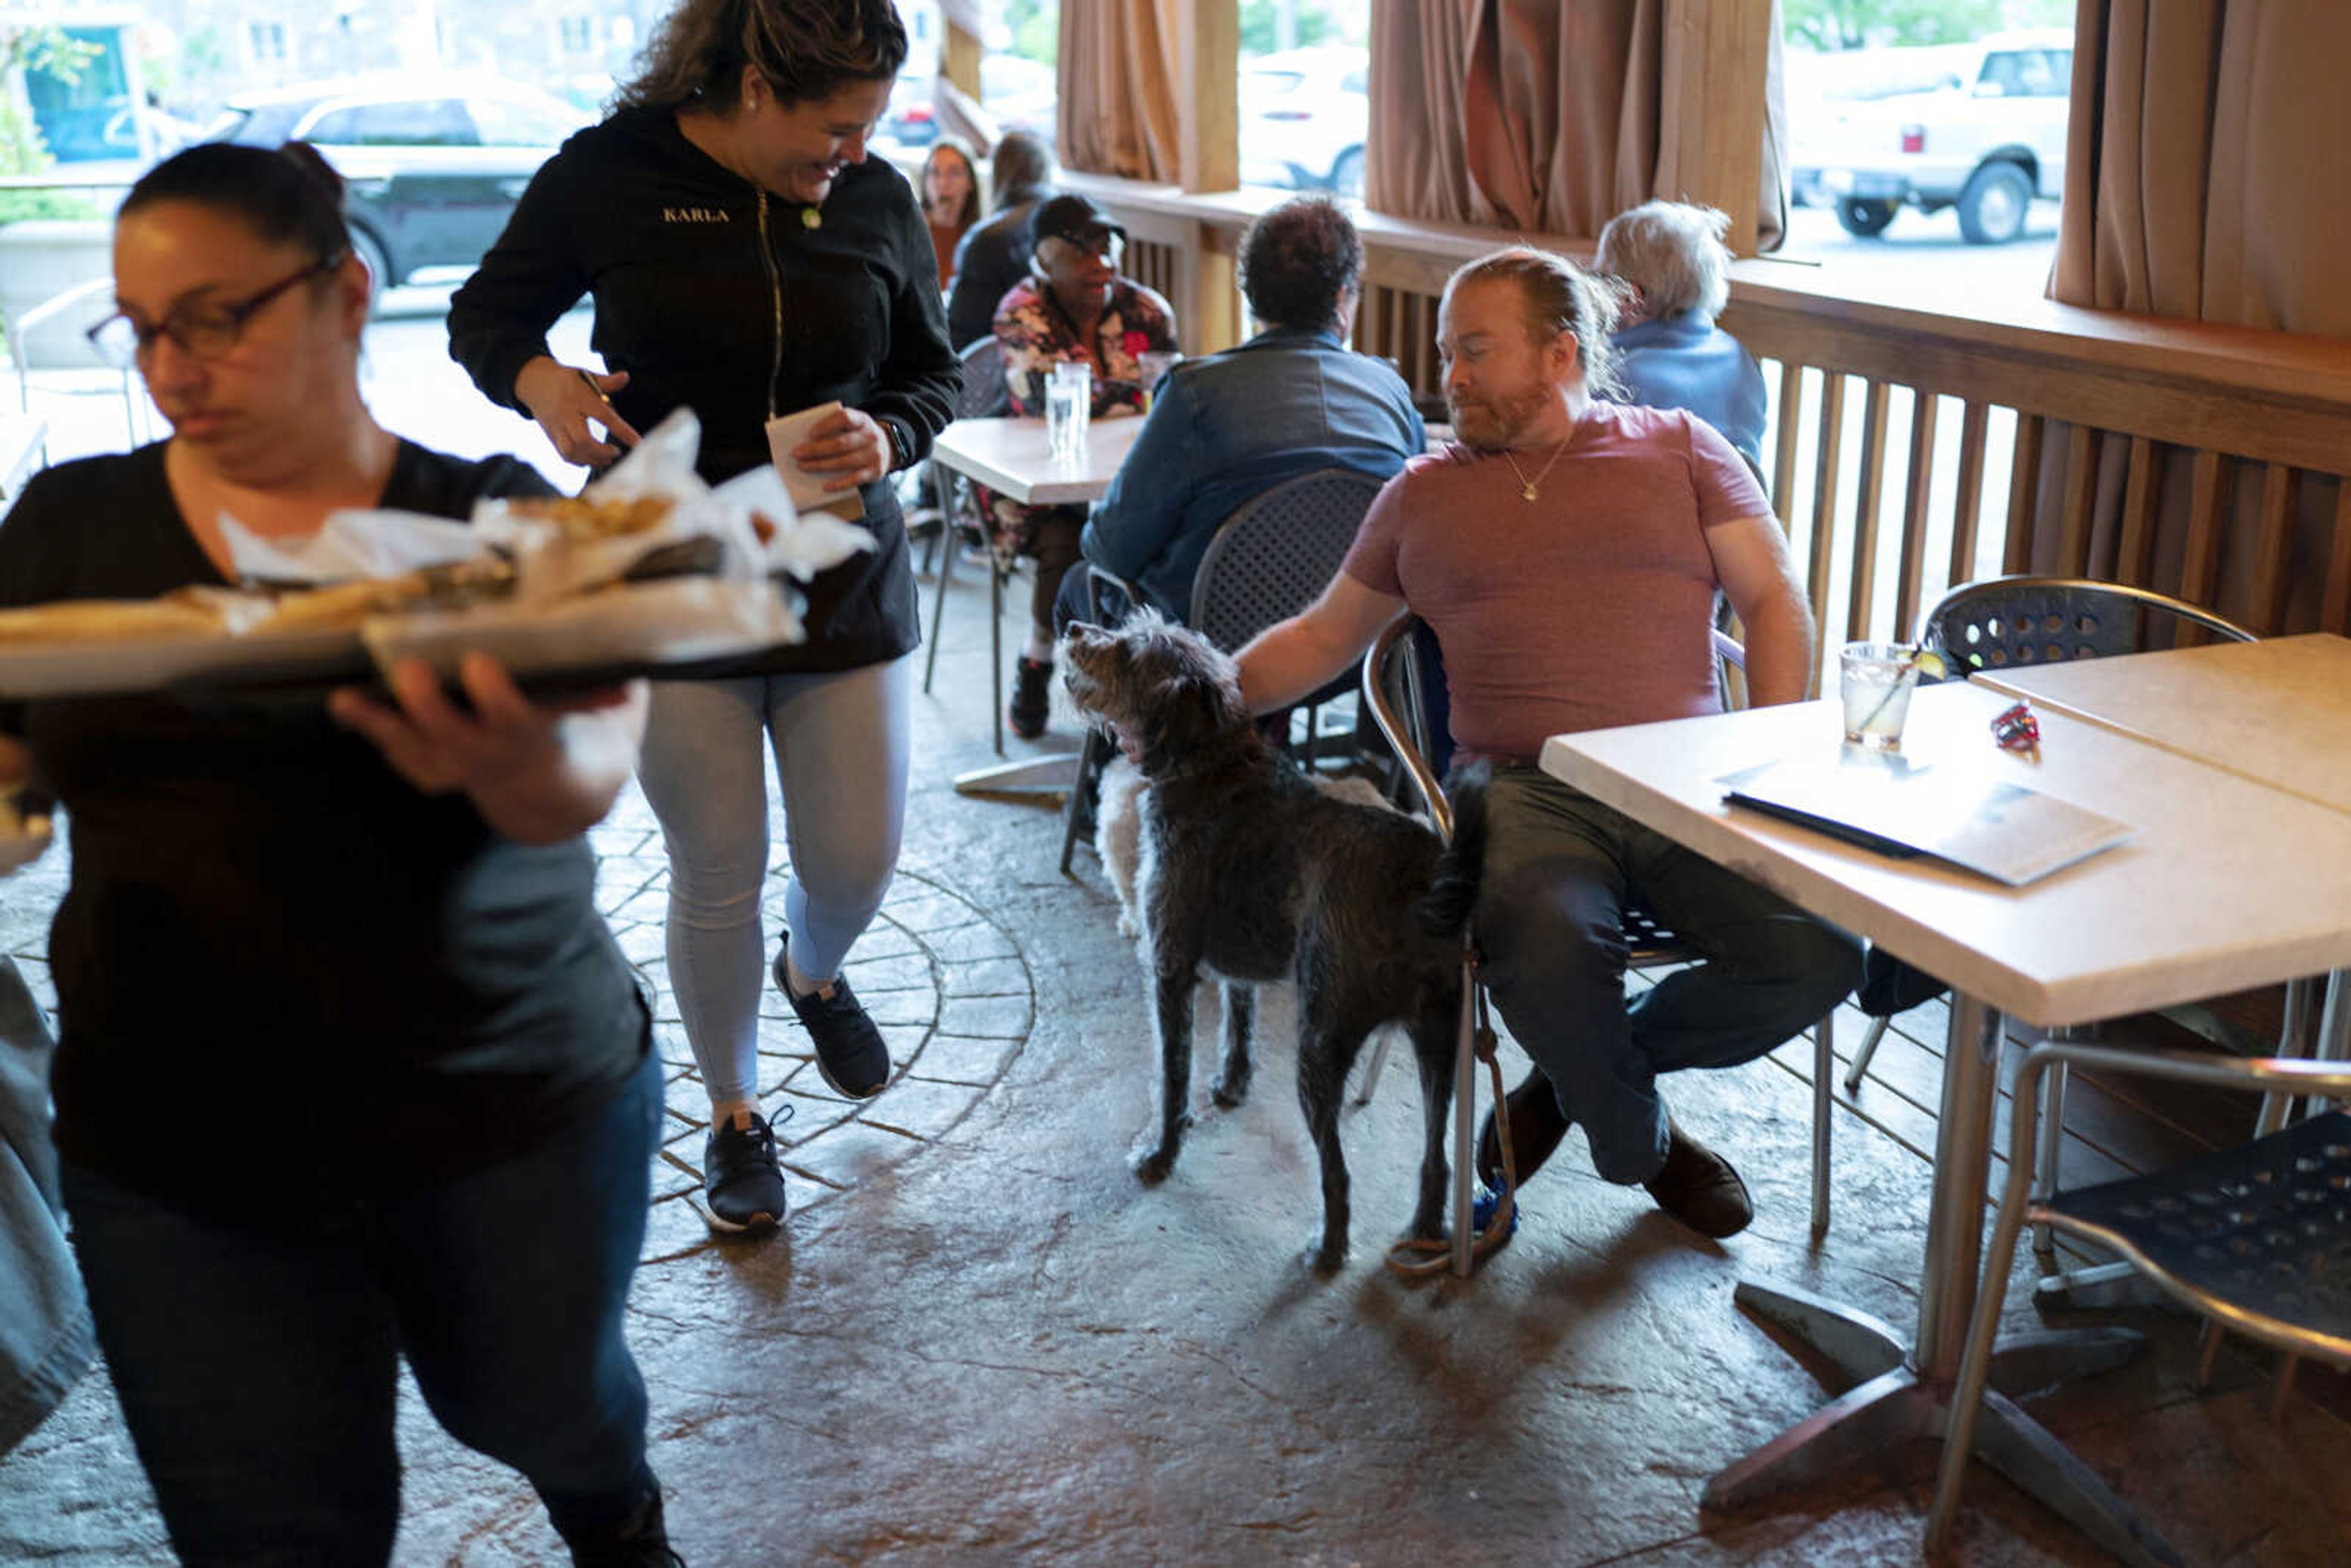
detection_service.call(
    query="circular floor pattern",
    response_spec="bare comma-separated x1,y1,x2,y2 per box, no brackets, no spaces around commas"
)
589,818,1036,1265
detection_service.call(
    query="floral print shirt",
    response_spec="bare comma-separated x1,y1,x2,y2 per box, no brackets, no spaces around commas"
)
992,276,1180,419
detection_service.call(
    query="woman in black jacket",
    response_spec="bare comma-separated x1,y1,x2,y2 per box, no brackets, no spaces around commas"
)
448,0,958,1239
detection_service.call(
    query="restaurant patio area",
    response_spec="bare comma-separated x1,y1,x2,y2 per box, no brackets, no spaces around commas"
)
3,550,2347,1567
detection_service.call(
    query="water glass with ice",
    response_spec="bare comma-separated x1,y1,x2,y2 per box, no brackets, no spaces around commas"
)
1840,641,1921,751
1046,361,1091,461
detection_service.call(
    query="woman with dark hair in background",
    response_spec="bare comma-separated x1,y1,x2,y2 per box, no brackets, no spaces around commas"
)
945,129,1057,351
0,142,675,1565
921,135,981,292
448,0,958,1239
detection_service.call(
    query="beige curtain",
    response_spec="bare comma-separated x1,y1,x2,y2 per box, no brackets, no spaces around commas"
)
1463,0,1663,233
2034,0,2351,631
1056,0,1183,183
1367,0,1485,222
2052,0,2351,333
1368,1,1787,245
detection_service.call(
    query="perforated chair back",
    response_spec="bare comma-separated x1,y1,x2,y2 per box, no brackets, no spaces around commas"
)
1918,574,2254,674
1190,468,1385,654
955,336,1010,420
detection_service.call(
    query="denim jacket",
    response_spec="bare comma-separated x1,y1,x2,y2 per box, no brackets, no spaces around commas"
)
1606,310,1768,476
1081,327,1425,620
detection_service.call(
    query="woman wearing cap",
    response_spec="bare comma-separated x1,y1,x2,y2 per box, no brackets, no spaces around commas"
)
985,193,1179,738
0,141,675,1563
448,0,959,1240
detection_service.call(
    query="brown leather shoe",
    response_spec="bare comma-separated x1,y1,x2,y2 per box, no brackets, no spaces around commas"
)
1474,1070,1571,1192
1643,1122,1753,1238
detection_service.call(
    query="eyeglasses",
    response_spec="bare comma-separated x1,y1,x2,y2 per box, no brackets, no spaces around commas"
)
85,251,347,369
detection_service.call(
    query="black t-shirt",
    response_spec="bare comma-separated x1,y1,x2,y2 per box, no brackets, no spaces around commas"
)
0,440,648,1217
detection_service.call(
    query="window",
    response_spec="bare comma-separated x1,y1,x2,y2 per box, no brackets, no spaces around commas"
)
245,21,288,67
305,99,476,148
558,17,596,54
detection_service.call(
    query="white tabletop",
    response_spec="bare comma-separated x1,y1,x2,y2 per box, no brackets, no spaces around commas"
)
0,416,45,502
1540,680,2351,1029
928,415,1144,506
1972,632,2351,816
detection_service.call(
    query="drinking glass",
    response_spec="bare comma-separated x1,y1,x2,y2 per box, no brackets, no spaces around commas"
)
1136,350,1181,410
1840,641,1921,751
1046,361,1091,461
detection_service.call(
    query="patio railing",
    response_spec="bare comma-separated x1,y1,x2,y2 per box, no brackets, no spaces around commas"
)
1071,174,2351,689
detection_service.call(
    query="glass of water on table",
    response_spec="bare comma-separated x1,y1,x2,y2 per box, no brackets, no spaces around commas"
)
1045,361,1091,462
1840,641,1922,751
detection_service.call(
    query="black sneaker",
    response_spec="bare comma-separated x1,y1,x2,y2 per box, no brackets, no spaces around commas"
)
1009,653,1052,740
702,1105,792,1234
774,941,892,1098
565,1480,687,1567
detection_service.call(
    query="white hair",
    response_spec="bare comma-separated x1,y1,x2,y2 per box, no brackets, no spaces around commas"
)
1594,200,1733,320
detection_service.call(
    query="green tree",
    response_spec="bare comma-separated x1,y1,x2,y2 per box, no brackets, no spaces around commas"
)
0,26,102,227
1240,1,1341,54
1786,0,2008,50
1004,0,1058,67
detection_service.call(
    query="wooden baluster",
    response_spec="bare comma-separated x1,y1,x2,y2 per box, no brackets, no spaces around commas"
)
1773,360,1804,530
2325,479,2351,636
2117,437,2162,587
1894,389,1939,642
1949,401,1989,587
2179,450,2231,648
2251,463,2301,636
2003,414,2045,575
2057,424,2098,577
1846,379,1892,642
1808,373,1847,646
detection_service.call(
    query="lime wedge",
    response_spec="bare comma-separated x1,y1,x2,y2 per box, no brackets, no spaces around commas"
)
1913,649,1947,681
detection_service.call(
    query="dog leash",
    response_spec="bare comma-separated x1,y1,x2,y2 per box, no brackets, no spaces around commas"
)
1385,950,1520,1280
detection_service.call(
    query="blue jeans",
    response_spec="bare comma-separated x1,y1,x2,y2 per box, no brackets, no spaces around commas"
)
62,1049,664,1567
1474,768,1862,1184
636,659,913,1106
0,956,91,1455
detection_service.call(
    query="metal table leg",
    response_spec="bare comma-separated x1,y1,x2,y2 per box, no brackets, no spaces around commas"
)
1703,993,2178,1566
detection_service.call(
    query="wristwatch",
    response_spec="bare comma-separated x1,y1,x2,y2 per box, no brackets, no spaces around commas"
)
879,416,909,472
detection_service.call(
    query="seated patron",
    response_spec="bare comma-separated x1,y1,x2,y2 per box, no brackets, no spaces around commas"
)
1062,196,1424,629
986,193,1178,739
945,130,1056,353
1595,200,1768,476
920,137,981,294
1232,247,1860,1238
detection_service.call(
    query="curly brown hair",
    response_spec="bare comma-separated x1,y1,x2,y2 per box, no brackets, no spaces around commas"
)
618,0,909,113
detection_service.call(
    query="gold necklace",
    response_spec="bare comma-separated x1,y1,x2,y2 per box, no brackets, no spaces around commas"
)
1499,433,1572,501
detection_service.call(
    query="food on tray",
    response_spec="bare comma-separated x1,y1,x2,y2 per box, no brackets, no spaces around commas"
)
246,557,516,633
0,591,233,645
503,493,675,541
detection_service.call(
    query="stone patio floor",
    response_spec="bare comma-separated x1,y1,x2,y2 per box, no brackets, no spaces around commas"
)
4,553,2349,1567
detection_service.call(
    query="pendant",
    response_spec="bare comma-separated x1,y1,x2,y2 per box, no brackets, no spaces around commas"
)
801,206,821,230
1520,482,1537,501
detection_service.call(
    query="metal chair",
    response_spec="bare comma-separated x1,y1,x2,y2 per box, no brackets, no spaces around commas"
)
922,336,1014,752
1837,576,2282,1292
1056,468,1386,876
1357,617,1841,1254
1927,1044,2351,1563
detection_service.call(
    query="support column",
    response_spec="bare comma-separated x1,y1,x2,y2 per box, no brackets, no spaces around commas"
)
1175,0,1241,354
1659,0,1773,254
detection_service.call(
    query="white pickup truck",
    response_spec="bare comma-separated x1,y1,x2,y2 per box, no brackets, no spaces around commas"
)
1799,28,2073,246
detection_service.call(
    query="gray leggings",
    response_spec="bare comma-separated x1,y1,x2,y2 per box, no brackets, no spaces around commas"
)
636,658,913,1106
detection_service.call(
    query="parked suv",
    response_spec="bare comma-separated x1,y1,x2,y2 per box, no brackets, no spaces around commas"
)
210,75,589,302
1804,28,2072,244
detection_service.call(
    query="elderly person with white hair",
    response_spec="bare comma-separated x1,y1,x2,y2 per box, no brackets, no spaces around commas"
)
1595,200,1767,476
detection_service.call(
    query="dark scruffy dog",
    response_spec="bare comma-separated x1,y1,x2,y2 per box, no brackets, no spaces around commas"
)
1061,610,1488,1271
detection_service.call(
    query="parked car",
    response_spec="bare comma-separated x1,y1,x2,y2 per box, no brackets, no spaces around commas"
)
209,75,591,302
1240,46,1368,199
1785,43,1975,207
1799,28,2072,244
884,53,1058,150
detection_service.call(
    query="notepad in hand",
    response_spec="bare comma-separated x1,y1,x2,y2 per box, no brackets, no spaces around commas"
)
764,402,865,520
1720,755,2133,887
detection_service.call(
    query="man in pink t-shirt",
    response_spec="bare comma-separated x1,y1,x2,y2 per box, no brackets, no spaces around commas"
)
1235,247,1859,1239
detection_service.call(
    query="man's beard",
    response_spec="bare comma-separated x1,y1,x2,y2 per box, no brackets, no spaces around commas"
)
1446,383,1553,451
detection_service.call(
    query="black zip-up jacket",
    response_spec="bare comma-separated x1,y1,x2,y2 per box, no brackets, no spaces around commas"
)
448,105,960,675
